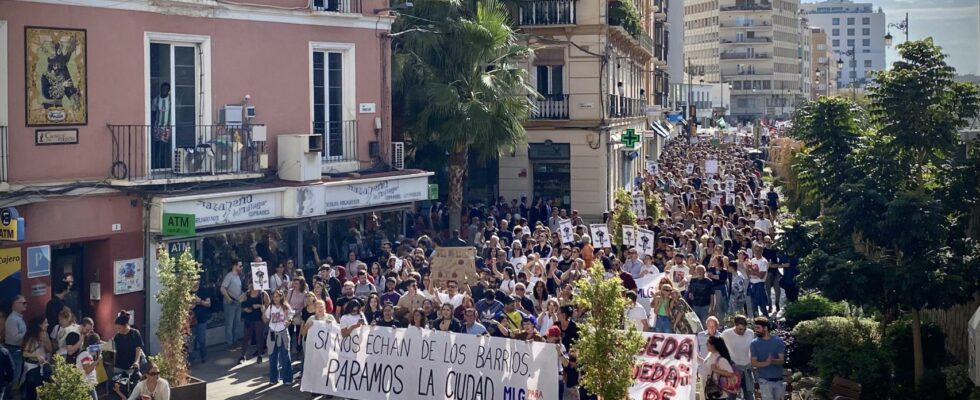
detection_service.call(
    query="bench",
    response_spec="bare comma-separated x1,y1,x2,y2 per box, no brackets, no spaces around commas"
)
830,376,862,400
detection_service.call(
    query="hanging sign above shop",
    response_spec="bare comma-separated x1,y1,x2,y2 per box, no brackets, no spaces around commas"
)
161,213,196,236
0,208,25,242
283,174,431,218
152,189,285,232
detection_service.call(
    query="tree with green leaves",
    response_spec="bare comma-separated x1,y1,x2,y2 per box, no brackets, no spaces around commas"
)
151,249,203,387
37,355,94,400
393,0,536,232
786,38,980,387
608,188,637,247
573,262,645,400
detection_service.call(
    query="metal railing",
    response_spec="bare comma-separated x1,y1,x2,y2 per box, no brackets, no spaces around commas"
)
0,126,7,183
607,95,646,118
720,52,772,60
531,94,570,119
720,3,773,11
313,120,358,162
637,33,655,56
109,124,266,182
519,0,576,26
721,37,773,44
720,21,771,28
311,0,360,13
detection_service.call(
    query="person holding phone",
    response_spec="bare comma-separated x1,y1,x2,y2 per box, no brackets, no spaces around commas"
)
339,300,366,337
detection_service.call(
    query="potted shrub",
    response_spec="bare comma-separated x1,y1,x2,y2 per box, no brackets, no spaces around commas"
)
152,248,207,399
573,262,645,400
37,355,92,400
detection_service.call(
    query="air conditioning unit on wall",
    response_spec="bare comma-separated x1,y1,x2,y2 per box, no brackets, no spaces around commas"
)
173,148,212,175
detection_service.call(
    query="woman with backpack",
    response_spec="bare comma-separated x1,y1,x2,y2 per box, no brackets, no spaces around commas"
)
704,336,741,400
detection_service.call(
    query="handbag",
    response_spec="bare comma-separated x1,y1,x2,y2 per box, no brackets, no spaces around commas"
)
714,359,742,395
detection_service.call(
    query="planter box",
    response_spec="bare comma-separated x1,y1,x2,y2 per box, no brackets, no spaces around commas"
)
171,376,207,400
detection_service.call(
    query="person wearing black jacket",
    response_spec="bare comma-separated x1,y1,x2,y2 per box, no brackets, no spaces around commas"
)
45,283,68,336
0,344,12,400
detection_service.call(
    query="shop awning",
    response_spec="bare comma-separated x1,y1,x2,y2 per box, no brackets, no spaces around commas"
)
650,121,671,138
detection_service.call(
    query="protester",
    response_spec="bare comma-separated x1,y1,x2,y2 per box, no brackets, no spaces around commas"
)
112,311,144,375
750,317,786,400
126,360,170,400
220,261,244,349
240,283,267,364
264,290,293,385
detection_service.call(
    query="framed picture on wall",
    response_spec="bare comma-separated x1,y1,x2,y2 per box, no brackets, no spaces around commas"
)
113,258,144,295
25,26,88,126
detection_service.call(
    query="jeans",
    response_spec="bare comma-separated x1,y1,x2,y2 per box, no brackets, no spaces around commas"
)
242,320,266,358
190,322,208,363
748,283,769,318
653,315,673,333
223,302,243,346
758,378,784,400
765,272,781,310
712,289,728,326
558,381,565,400
5,346,21,399
736,364,754,400
692,305,710,328
269,341,293,384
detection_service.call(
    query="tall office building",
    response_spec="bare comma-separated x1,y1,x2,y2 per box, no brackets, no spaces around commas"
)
684,0,804,121
666,0,685,111
801,0,886,89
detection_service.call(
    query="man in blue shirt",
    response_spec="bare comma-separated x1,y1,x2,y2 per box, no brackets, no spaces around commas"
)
475,290,504,333
750,317,786,400
461,308,488,335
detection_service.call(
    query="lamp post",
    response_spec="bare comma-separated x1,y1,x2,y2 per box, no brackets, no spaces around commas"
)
837,45,856,101
885,12,909,47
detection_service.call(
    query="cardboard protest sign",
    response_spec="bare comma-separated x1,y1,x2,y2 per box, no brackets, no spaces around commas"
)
429,247,476,289
302,322,560,400
558,219,575,244
589,224,613,248
630,333,699,400
631,192,647,219
636,228,656,257
250,262,270,290
623,225,638,247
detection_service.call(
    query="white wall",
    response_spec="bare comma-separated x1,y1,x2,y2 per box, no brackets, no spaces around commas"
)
803,2,886,87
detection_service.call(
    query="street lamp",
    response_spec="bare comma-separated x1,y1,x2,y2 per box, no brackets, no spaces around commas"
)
836,45,856,101
885,12,909,47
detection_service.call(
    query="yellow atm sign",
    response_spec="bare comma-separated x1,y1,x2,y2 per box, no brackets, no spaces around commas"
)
162,213,196,236
0,208,25,242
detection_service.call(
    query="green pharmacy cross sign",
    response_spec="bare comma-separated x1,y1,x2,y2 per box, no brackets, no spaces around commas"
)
622,128,640,149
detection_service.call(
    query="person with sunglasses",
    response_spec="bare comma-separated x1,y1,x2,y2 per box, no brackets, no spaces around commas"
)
126,360,169,400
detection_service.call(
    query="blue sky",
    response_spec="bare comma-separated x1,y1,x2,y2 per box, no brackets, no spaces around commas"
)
806,0,980,75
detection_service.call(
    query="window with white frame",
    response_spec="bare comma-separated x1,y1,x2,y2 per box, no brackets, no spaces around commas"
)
311,43,355,160
536,65,564,96
145,33,211,171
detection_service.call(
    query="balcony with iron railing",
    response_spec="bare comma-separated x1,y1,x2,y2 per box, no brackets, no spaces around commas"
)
721,37,773,44
607,95,646,119
313,120,359,172
109,124,267,184
310,0,361,13
531,94,570,119
720,52,772,60
719,20,771,28
720,3,773,12
0,126,7,184
519,0,576,26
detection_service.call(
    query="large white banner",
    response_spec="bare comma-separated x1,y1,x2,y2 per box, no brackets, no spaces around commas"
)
631,333,699,400
302,322,560,400
634,272,663,311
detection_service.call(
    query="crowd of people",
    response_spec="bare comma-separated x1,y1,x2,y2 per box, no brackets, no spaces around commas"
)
202,134,795,400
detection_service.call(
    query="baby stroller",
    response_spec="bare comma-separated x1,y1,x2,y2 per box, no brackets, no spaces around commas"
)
111,367,142,400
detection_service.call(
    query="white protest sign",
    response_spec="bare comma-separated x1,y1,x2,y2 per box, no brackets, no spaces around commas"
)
634,272,663,311
646,161,659,175
250,262,270,290
705,159,719,175
725,178,735,192
636,228,656,257
685,163,694,175
301,322,560,400
632,192,647,219
630,333,699,400
622,225,638,247
558,219,575,244
589,224,612,248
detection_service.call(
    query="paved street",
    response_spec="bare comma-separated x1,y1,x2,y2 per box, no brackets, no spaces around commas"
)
191,346,319,400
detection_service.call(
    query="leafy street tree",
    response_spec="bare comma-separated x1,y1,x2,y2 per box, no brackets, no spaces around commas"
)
573,262,645,400
37,355,94,400
786,38,980,387
393,0,536,231
152,248,203,386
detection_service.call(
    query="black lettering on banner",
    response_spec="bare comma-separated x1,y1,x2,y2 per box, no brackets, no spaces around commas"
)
445,371,495,400
421,340,436,361
417,368,435,396
315,330,329,350
442,342,467,365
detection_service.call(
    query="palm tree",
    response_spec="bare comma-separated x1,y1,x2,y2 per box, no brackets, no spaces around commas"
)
393,0,536,232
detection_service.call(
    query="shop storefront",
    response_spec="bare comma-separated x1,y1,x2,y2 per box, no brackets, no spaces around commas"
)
145,171,432,351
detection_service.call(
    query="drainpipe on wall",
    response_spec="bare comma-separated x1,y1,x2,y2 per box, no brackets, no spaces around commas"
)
142,195,153,353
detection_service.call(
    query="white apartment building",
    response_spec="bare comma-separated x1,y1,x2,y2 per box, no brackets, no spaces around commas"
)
801,0,886,89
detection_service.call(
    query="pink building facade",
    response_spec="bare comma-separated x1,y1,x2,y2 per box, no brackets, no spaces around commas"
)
0,0,430,347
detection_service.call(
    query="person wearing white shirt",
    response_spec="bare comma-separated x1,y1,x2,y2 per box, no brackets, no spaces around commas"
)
624,292,649,331
754,216,773,235
748,248,769,318
264,291,294,385
437,281,465,309
721,316,756,400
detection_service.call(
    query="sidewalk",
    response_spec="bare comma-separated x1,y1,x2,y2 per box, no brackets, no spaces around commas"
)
190,345,323,400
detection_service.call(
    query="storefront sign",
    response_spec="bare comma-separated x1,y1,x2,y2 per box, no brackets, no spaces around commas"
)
166,240,196,259
0,247,22,281
26,245,50,279
159,190,283,229
31,283,47,297
0,208,25,242
301,322,559,400
162,213,196,236
631,333,698,400
322,176,427,213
